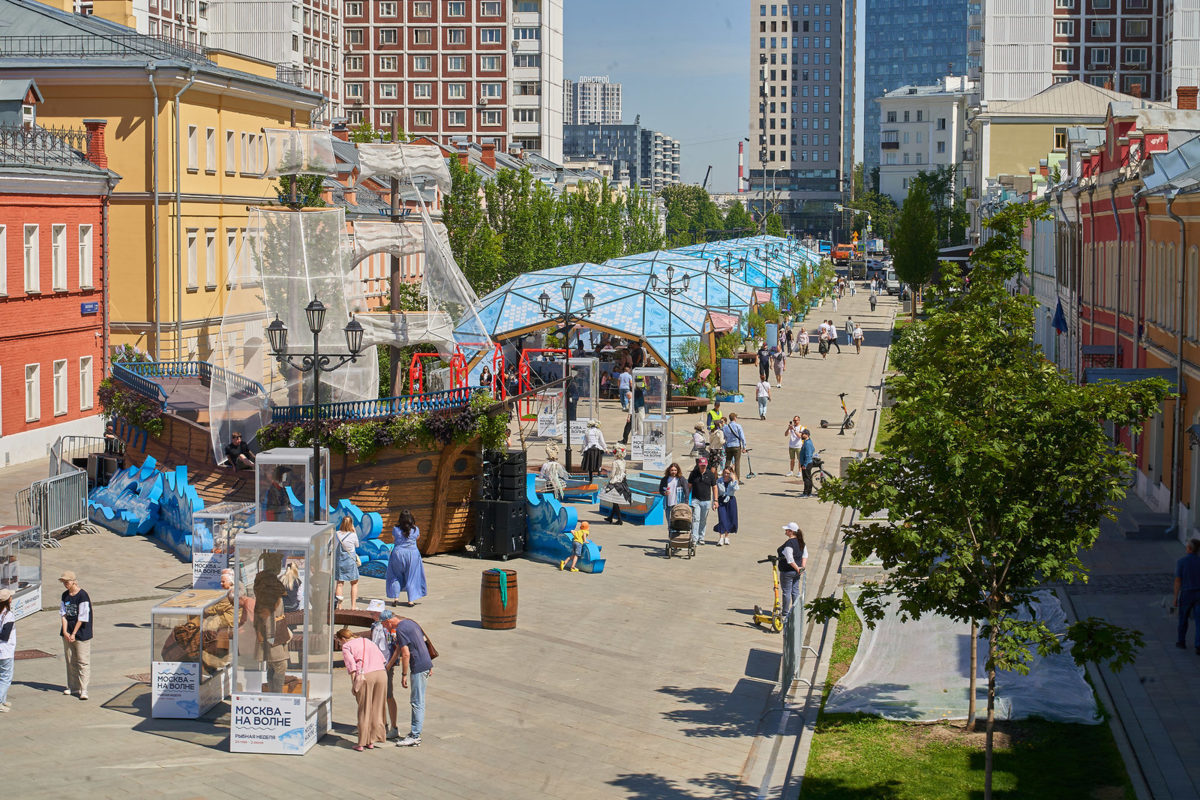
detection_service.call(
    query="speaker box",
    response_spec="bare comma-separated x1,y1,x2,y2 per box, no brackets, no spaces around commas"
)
475,499,526,559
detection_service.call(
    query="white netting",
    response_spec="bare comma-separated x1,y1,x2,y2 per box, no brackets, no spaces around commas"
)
351,220,424,259
826,589,1100,724
263,128,337,178
357,142,452,194
208,207,376,461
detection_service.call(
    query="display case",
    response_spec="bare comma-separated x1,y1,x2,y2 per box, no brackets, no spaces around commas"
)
633,367,668,417
640,416,673,471
192,503,254,589
565,357,599,448
150,589,234,718
230,521,335,755
254,448,329,524
0,525,41,620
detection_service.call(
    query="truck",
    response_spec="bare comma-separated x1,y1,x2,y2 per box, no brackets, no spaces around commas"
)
865,237,885,255
832,243,856,265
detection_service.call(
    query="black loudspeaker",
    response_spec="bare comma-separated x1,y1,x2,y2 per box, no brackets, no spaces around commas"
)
475,499,527,559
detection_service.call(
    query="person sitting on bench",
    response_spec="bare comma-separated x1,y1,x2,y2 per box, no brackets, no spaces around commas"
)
224,432,255,470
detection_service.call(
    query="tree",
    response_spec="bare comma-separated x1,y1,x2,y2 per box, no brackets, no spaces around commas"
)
723,202,756,237
764,213,785,237
274,174,326,209
809,202,1169,800
914,165,967,246
443,157,504,293
348,120,407,144
889,180,939,322
660,184,723,245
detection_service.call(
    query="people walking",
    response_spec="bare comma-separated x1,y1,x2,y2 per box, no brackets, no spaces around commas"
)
690,422,708,456
334,516,360,610
785,326,794,354
0,589,14,712
687,457,717,546
337,627,388,751
869,293,877,312
817,323,830,359
853,323,864,354
386,511,428,607
393,615,434,748
618,366,633,412
723,414,747,480
706,399,724,432
714,467,739,546
777,523,808,617
756,342,771,383
785,417,806,477
58,570,92,700
799,429,816,496
827,320,841,353
772,346,786,387
659,462,687,508
580,419,607,484
756,377,772,419
603,444,631,524
709,424,727,472
797,327,810,357
1174,538,1200,651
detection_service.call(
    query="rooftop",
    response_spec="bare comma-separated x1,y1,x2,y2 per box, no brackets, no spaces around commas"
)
982,81,1170,119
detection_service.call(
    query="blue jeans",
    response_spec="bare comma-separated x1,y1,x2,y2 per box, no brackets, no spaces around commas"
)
690,500,710,544
409,669,429,736
1179,597,1200,647
758,397,768,417
780,570,801,616
0,657,11,704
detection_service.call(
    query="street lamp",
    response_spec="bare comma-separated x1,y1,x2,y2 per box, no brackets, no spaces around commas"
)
265,297,366,522
538,280,594,472
711,254,739,316
648,264,690,385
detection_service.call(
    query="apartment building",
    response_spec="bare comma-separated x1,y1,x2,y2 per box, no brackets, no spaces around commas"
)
68,0,342,118
562,123,680,194
876,76,974,204
972,0,1197,104
861,0,966,185
341,0,562,162
564,76,622,125
748,0,855,235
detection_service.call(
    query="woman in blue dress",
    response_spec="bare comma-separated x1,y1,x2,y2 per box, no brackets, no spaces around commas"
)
714,467,739,547
385,510,427,607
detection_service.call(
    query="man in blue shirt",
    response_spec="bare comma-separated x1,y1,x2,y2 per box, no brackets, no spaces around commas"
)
723,413,747,481
1174,539,1200,651
798,430,816,497
392,616,433,747
617,367,633,411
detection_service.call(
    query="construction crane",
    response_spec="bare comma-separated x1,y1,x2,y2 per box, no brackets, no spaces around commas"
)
701,165,712,191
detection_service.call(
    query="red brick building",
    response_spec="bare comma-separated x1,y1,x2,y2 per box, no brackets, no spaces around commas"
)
0,79,118,465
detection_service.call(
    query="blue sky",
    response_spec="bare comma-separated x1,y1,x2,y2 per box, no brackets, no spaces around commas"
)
563,0,750,192
563,1,866,193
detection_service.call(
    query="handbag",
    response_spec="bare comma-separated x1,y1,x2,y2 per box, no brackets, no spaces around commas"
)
424,632,439,660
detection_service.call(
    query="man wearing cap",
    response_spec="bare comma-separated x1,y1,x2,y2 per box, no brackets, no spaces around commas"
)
392,615,434,748
723,413,748,481
58,571,93,700
687,456,718,546
798,429,816,497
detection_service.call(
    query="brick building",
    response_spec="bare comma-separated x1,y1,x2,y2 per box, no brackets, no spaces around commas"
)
0,80,118,465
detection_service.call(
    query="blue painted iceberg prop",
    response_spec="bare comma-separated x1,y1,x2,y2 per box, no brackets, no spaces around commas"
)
524,473,604,574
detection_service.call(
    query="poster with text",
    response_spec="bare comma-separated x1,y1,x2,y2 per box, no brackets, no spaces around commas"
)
152,661,201,718
192,552,226,589
12,586,40,621
230,693,311,754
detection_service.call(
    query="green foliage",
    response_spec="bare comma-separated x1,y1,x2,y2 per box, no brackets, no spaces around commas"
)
890,179,939,319
111,344,150,364
97,377,164,436
764,213,785,236
913,165,969,246
661,184,724,246
348,121,407,144
723,202,756,236
444,157,505,293
809,201,1170,799
746,301,780,341
274,174,327,209
849,190,901,241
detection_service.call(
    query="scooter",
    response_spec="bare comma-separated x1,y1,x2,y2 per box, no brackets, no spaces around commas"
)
753,555,784,633
819,392,857,436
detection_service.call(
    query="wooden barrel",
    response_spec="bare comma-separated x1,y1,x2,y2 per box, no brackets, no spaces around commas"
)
480,569,519,630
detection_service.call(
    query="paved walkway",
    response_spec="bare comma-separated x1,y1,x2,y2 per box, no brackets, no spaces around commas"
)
0,288,893,799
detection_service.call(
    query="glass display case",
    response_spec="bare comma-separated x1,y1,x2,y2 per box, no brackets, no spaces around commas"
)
565,357,598,448
0,525,41,620
230,521,334,755
254,448,329,524
192,503,255,589
641,416,673,471
151,588,234,718
633,367,668,417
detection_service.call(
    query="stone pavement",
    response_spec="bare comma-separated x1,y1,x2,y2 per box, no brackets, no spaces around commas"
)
0,287,893,800
1064,518,1200,800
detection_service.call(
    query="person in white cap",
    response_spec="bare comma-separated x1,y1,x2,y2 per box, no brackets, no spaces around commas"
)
0,588,14,711
58,570,93,700
777,524,808,617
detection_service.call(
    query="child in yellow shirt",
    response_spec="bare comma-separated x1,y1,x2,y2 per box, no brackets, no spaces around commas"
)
559,522,590,573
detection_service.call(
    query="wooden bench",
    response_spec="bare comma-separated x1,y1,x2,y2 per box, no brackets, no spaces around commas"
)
597,473,665,525
666,396,710,414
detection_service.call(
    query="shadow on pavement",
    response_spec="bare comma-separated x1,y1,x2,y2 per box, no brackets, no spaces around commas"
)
609,771,758,799
657,678,774,738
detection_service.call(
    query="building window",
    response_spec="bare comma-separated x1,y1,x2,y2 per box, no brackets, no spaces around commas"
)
480,82,502,98
346,82,363,98
1124,47,1147,67
78,224,93,289
916,110,923,122
48,223,66,292
79,356,93,411
346,28,363,44
205,229,216,287
481,0,501,15
1053,127,1068,151
1054,0,1073,7
886,111,896,122
447,1,465,15
514,54,540,67
447,28,466,45
345,0,362,14
187,230,198,288
448,110,467,126
515,81,541,96
480,54,501,70
482,110,503,126
413,0,431,15
1127,0,1147,8
447,55,466,71
413,83,432,99
1090,47,1111,66
226,229,237,284
380,55,398,72
936,141,946,153
447,83,466,99
225,130,235,173
1089,19,1111,37
514,108,539,122
1092,0,1110,7
413,28,431,44
187,124,198,171
379,0,396,14
414,110,433,126
1055,19,1073,37
514,27,540,40
1124,19,1148,37
346,55,364,71
413,55,431,71
514,0,540,9
936,117,946,130
53,359,67,416
381,83,398,98
1054,48,1074,65
347,110,364,124
25,364,39,422
379,28,397,44
379,111,396,126
480,27,502,43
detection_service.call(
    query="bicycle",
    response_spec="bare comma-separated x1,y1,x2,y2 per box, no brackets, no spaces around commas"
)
819,392,857,436
806,448,831,492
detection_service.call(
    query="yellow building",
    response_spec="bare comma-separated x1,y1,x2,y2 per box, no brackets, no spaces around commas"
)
0,0,325,361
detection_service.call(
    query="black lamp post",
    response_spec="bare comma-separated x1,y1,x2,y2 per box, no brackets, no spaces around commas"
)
712,254,739,316
538,280,594,472
266,296,366,522
649,265,690,386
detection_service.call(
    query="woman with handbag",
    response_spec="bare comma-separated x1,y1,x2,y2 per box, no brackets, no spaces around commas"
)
602,444,631,525
335,627,387,751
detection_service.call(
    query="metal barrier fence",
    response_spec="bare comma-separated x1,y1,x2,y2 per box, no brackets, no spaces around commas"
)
780,571,819,699
49,434,123,478
16,470,88,547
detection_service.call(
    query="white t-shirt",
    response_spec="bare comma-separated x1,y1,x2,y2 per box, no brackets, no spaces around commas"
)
788,427,804,448
756,381,771,399
853,326,864,341
0,607,15,660
336,528,359,555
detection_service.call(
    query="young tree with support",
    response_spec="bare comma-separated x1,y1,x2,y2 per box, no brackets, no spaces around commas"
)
809,202,1170,800
889,179,939,322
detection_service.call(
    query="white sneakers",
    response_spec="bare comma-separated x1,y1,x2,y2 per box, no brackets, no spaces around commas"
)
786,470,794,477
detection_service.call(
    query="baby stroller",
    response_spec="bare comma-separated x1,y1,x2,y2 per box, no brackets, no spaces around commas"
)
666,503,695,559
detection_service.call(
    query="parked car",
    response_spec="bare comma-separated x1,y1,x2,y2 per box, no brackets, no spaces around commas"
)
885,269,902,295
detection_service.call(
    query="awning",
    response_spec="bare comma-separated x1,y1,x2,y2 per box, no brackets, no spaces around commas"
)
1082,368,1181,394
753,289,773,305
708,311,739,333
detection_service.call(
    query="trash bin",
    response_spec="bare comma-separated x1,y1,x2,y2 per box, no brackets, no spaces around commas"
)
481,568,518,630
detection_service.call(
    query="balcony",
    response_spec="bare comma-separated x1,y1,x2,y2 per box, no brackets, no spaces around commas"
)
276,65,305,86
968,39,982,58
881,141,899,150
968,66,981,81
969,13,982,28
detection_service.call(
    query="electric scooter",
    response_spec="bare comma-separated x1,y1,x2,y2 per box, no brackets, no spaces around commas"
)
819,392,857,435
753,555,784,633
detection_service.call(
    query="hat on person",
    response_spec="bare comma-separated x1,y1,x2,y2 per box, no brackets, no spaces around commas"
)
694,422,705,431
578,521,590,531
782,522,800,533
587,419,599,428
0,589,11,602
544,442,560,460
379,609,394,622
59,570,77,582
697,456,709,466
613,443,627,456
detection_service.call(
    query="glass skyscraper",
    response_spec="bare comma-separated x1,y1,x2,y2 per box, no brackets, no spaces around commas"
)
862,0,968,187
